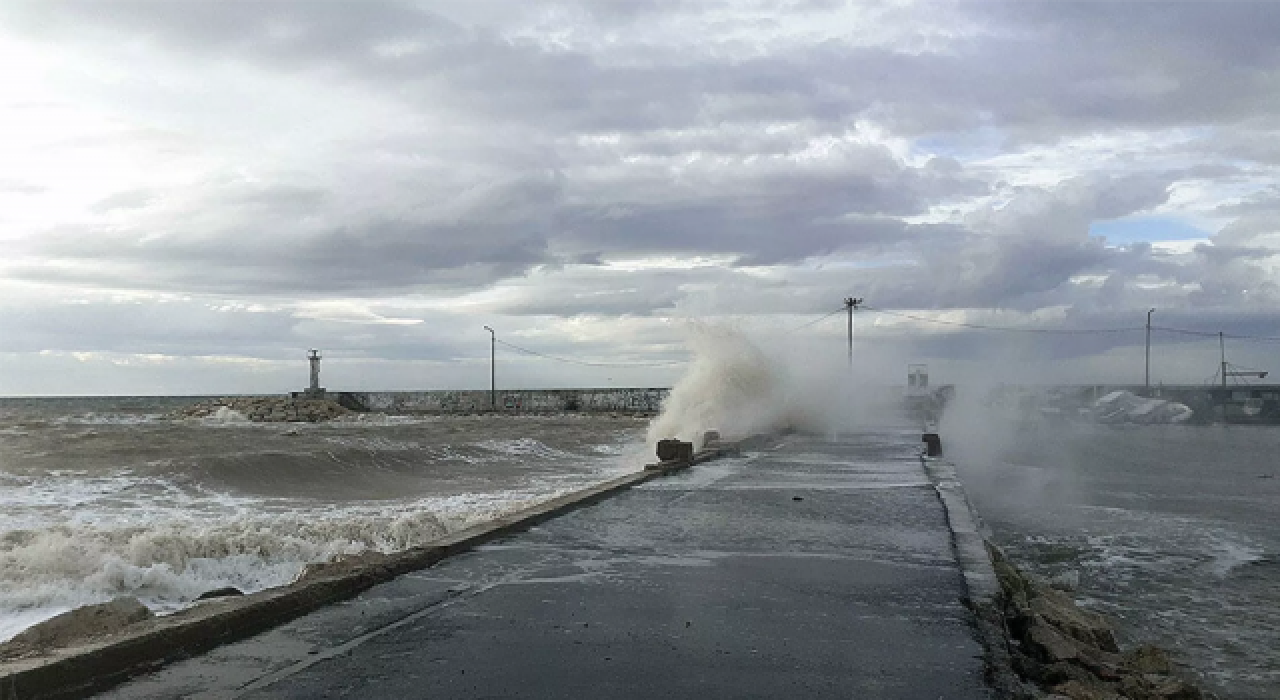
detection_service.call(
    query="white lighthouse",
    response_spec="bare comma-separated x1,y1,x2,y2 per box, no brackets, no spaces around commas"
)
306,349,325,397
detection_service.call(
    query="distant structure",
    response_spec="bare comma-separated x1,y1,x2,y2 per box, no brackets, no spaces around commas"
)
305,349,325,398
907,364,929,398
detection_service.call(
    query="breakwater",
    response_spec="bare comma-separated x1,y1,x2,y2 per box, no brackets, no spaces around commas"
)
323,388,668,414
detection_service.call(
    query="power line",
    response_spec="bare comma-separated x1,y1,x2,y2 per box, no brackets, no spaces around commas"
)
863,306,1142,335
787,307,846,332
860,305,1280,342
494,338,687,368
1152,325,1280,343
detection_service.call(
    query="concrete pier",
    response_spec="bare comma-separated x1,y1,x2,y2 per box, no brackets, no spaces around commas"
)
97,429,995,699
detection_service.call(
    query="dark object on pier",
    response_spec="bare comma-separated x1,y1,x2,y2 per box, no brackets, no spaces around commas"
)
702,430,721,446
196,587,245,601
922,433,942,457
656,439,694,463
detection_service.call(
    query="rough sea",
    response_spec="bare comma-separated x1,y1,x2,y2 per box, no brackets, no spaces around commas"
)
0,397,649,643
3,394,1275,700
949,422,1280,700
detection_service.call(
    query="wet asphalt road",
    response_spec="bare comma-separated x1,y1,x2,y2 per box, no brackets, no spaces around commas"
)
100,429,992,699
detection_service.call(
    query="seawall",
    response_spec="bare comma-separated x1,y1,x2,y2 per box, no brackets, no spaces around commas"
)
325,388,669,414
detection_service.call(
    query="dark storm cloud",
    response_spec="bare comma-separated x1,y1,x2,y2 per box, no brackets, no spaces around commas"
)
19,176,559,296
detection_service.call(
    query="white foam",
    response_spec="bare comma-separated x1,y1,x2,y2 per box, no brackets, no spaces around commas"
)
0,450,651,643
202,407,249,424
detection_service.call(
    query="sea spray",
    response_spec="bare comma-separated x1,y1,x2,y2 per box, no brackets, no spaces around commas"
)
647,325,857,448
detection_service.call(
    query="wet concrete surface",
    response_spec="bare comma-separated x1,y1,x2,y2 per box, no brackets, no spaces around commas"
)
99,429,993,699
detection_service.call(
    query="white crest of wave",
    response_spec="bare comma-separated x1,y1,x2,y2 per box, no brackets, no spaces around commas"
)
0,488,568,642
203,406,249,424
647,324,852,448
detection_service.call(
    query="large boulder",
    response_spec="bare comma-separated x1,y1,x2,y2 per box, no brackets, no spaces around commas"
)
1030,587,1120,652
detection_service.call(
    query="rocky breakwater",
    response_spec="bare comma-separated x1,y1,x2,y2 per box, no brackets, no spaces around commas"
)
172,396,350,423
992,546,1211,700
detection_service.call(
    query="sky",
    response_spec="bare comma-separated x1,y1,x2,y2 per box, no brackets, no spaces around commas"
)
3,0,1280,395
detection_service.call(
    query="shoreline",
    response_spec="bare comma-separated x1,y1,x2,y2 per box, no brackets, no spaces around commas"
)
921,453,1216,700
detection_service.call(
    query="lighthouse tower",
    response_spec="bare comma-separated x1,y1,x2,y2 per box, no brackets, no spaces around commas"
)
305,349,326,398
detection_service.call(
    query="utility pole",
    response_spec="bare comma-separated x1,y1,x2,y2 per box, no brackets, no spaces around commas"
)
1217,332,1268,424
844,297,863,374
1145,308,1155,395
483,326,496,410
1220,331,1228,392
1220,331,1228,424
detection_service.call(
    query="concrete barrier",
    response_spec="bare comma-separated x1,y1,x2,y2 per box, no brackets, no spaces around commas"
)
918,455,1022,699
0,437,758,700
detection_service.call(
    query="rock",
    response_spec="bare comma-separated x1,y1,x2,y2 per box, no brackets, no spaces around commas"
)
1011,650,1094,686
995,559,1032,599
1119,674,1203,700
1030,587,1120,652
1122,646,1174,675
1026,620,1087,663
1,597,153,656
1050,679,1123,700
196,586,244,601
169,397,350,423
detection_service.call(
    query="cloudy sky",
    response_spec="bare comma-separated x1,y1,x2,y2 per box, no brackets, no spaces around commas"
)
3,0,1280,395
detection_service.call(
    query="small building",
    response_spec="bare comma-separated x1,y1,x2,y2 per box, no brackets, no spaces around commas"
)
907,364,929,398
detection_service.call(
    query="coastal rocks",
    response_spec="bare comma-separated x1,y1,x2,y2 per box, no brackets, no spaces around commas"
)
992,546,1209,700
0,597,153,660
171,397,350,423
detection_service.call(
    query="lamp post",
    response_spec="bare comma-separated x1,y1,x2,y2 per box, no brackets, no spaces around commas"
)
1145,308,1155,394
483,326,495,409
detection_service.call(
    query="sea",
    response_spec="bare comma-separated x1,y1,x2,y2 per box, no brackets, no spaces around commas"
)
947,421,1280,700
0,397,649,643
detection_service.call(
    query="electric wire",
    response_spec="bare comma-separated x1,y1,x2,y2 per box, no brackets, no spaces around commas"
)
862,305,1142,335
786,307,846,332
487,305,1280,368
1151,326,1280,343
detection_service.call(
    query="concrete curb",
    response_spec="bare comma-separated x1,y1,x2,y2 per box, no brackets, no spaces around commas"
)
0,443,748,700
919,457,998,601
920,455,1026,699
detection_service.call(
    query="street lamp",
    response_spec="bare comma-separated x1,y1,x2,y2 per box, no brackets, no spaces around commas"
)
1145,308,1155,394
483,326,495,409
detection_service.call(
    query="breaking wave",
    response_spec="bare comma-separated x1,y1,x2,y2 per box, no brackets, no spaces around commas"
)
646,324,857,448
0,407,650,642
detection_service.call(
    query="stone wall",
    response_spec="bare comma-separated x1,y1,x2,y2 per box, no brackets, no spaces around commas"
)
332,388,668,414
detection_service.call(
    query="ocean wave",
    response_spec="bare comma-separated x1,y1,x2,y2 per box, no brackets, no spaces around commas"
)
53,413,164,426
0,487,581,643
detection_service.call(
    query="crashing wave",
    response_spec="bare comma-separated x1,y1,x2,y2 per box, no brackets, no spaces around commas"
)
1093,391,1193,424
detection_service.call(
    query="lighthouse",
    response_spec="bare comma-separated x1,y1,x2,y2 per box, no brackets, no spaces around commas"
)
306,349,325,398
